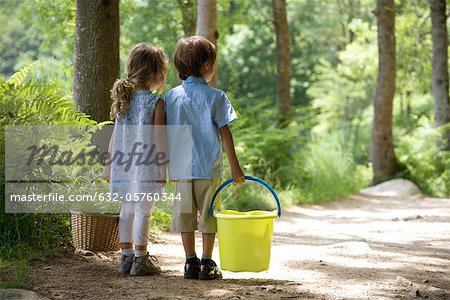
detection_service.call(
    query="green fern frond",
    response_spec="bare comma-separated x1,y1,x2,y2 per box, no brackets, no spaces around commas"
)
6,61,39,87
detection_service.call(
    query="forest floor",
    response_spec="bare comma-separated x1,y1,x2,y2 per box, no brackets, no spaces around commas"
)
9,194,450,299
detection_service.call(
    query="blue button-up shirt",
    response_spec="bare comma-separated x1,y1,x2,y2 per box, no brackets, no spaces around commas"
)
164,76,237,179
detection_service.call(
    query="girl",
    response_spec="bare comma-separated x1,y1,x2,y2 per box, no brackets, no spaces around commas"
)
103,43,168,276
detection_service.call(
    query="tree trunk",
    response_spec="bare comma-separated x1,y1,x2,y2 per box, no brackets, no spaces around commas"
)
372,0,397,184
272,0,292,127
73,0,120,122
430,0,450,149
196,0,218,87
177,0,197,37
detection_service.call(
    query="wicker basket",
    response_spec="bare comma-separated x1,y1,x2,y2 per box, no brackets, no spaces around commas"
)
70,211,120,251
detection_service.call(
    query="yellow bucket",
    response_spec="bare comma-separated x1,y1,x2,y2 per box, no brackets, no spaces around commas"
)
209,176,281,272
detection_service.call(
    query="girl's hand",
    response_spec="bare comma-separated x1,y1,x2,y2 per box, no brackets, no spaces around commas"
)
231,166,245,184
158,166,166,188
102,164,111,181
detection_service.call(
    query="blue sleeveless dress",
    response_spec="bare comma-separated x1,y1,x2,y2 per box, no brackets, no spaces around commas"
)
110,90,161,201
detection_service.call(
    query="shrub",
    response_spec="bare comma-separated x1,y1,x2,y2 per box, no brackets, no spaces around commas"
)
296,134,371,203
397,117,450,197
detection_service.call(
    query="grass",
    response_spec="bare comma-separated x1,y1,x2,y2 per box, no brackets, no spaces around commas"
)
0,259,29,289
295,135,372,204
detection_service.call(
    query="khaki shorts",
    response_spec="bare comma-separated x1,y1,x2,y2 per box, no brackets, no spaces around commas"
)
171,179,222,233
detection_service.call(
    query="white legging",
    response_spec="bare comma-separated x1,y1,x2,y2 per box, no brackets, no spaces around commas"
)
119,200,155,245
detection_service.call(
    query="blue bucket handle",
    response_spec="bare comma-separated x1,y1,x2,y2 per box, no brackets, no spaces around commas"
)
209,175,281,217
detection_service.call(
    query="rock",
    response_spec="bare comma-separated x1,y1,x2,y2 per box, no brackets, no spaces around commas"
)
427,287,448,299
360,179,422,197
395,276,413,287
422,279,429,284
43,266,51,270
402,215,423,221
0,289,49,300
409,288,421,298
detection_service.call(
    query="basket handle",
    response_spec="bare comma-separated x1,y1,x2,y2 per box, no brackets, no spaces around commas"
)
209,175,281,217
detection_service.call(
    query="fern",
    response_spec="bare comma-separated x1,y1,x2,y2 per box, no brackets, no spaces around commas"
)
0,63,95,128
0,63,99,261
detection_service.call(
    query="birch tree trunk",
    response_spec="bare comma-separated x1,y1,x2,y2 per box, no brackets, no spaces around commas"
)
73,0,120,122
272,0,292,127
430,0,450,149
372,0,397,184
196,0,218,87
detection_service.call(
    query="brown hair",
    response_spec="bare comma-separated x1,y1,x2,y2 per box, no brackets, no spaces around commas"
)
173,36,216,80
110,43,168,119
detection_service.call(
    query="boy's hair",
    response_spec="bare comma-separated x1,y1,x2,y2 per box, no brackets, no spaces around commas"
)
110,43,168,119
174,36,216,80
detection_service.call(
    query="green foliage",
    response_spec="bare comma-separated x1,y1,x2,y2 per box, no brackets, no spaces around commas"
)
228,100,314,188
308,19,377,164
151,210,172,232
397,117,450,197
220,183,278,212
0,64,95,262
296,134,372,204
0,1,42,77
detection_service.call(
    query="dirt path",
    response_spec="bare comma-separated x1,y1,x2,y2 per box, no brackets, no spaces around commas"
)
27,194,450,299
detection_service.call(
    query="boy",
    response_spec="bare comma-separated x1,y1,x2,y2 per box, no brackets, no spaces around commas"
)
165,36,245,280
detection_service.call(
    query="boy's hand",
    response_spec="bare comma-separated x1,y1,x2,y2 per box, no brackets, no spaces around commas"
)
232,166,245,184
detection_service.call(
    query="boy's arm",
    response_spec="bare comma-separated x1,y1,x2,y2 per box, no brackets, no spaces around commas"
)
154,98,166,185
219,125,245,183
102,126,115,180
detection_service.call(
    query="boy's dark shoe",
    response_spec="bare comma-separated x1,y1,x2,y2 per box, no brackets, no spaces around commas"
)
184,257,200,279
198,259,222,280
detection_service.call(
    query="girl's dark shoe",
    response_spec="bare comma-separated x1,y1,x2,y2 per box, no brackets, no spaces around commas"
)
184,257,200,279
198,259,222,280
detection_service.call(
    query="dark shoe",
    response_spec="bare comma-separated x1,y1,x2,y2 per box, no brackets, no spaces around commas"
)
117,254,133,274
198,259,222,280
130,253,161,276
184,257,200,279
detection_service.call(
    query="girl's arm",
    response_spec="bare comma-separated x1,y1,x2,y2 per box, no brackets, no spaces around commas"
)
219,125,245,183
102,126,115,180
154,98,166,185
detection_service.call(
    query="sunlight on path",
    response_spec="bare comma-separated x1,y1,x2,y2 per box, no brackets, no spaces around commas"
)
153,194,450,299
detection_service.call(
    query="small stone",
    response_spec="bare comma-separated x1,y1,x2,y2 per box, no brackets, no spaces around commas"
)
422,279,429,283
428,286,447,298
392,217,400,221
395,276,413,287
43,266,51,270
409,288,420,298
